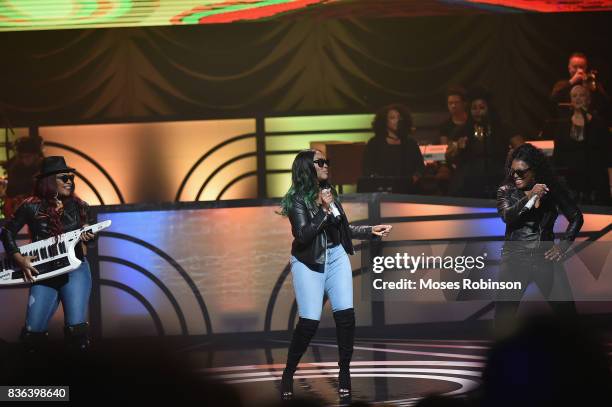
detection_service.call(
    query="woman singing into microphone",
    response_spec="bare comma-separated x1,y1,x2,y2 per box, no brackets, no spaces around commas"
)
496,143,583,336
278,149,392,399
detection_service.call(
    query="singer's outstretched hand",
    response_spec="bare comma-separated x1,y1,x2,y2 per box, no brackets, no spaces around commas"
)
372,225,392,238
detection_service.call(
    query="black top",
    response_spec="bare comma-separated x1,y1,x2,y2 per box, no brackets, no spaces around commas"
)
375,143,404,177
324,214,342,248
438,118,467,143
449,119,509,176
546,113,610,168
363,135,425,178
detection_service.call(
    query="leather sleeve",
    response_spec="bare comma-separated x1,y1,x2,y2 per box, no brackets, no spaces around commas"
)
1,202,32,255
348,225,375,240
497,185,529,225
335,199,378,241
288,197,328,245
554,187,583,242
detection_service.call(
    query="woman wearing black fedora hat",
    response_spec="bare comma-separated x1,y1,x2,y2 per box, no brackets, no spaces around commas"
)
1,156,96,353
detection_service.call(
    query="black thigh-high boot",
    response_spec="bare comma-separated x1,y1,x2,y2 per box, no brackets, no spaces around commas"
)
20,327,49,355
333,308,355,397
64,322,90,353
281,317,319,399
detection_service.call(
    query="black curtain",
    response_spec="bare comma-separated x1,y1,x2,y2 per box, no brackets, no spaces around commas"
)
0,12,610,135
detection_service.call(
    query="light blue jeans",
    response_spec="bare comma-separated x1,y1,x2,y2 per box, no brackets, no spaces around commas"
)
291,245,353,321
25,259,92,332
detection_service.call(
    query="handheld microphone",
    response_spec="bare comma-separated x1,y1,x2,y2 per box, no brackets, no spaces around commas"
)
519,194,538,214
524,194,538,210
320,181,341,218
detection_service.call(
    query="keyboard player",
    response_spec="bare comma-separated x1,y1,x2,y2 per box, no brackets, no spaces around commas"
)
1,156,96,354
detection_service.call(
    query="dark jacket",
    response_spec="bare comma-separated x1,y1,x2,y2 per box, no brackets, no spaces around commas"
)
496,183,583,243
1,198,91,260
288,194,376,267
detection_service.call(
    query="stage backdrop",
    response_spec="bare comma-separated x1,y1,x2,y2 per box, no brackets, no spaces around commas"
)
28,112,445,204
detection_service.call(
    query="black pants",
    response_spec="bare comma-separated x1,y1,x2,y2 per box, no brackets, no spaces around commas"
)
495,247,576,332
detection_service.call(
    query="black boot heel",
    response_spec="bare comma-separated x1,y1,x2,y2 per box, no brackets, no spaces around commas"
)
338,367,351,397
280,317,319,400
280,368,294,400
333,308,355,398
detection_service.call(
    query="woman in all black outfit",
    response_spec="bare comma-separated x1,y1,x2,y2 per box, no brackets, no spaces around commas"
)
544,84,610,205
496,144,583,335
447,90,509,198
362,104,425,192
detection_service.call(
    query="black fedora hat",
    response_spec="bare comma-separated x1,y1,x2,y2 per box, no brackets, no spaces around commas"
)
36,156,75,178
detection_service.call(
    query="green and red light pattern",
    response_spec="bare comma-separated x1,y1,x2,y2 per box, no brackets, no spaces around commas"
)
466,0,612,12
0,0,333,31
0,1,609,31
172,0,333,24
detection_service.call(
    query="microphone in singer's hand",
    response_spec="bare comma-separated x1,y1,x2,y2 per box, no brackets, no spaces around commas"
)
320,182,342,218
524,194,538,210
519,194,538,215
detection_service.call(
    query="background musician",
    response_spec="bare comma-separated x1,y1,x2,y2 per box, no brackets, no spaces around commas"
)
551,52,610,123
446,88,509,198
362,104,425,192
544,84,611,204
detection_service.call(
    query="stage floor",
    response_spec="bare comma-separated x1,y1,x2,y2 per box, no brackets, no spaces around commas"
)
2,320,611,405
193,335,490,406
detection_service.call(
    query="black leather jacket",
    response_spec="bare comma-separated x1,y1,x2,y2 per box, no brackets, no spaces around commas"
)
496,183,583,243
1,198,91,260
288,195,377,267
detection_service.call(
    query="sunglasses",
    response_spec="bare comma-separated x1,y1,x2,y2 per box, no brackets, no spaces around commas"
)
56,174,75,183
510,168,531,179
313,159,330,168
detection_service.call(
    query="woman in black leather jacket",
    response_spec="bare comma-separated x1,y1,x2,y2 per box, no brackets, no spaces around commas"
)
278,149,392,399
1,156,95,352
496,144,583,335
